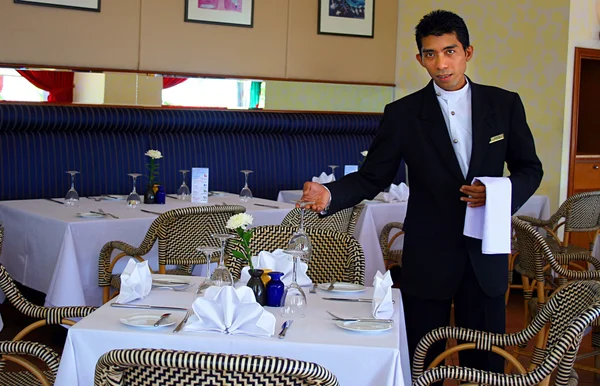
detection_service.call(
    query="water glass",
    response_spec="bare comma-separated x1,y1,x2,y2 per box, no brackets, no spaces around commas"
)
126,173,142,208
177,170,191,200
239,170,253,202
64,171,80,206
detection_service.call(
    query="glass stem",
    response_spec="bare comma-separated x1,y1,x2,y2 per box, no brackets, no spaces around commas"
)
70,174,75,190
219,241,226,267
292,256,298,284
132,177,137,193
299,207,305,232
244,173,249,188
205,253,212,278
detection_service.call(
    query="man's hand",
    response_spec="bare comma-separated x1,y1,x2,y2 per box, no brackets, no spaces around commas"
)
460,180,486,207
299,182,330,213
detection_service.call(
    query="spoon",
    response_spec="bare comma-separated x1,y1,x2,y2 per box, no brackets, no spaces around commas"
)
154,313,171,327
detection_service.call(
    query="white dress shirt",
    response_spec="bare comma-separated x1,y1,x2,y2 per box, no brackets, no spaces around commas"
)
433,78,472,178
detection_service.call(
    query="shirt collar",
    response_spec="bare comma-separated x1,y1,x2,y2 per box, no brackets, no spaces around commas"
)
433,76,470,102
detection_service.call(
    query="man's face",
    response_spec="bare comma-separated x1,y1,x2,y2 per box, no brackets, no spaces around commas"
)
416,33,473,91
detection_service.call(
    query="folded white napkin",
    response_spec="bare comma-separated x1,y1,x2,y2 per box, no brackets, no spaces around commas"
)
463,177,512,254
312,172,335,183
115,259,152,304
372,270,393,319
239,249,312,287
382,183,410,203
184,286,276,337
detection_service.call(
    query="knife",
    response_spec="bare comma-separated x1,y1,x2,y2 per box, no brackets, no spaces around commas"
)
166,194,179,199
140,209,163,215
46,198,64,205
278,320,293,339
322,297,372,303
110,303,188,311
254,203,280,209
334,318,394,323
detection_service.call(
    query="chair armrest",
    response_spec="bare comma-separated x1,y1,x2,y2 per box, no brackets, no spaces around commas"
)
98,240,150,286
0,340,60,381
516,215,550,227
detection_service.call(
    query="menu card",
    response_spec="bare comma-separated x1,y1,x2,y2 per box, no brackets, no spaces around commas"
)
191,167,209,203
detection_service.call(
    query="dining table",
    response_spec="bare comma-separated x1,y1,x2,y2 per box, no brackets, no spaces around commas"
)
54,274,411,386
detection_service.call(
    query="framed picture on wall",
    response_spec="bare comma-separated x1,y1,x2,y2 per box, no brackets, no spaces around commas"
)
185,0,254,28
318,0,374,38
14,0,100,12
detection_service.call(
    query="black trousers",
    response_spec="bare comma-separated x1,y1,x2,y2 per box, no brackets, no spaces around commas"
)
402,259,505,381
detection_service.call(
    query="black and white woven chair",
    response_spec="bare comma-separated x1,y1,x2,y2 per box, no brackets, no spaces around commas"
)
98,205,246,303
94,349,339,386
226,225,365,285
378,221,404,269
280,204,364,236
412,280,600,386
0,340,59,386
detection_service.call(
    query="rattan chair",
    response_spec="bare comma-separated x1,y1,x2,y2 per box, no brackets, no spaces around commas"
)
412,280,600,386
280,204,364,236
517,190,600,255
94,349,340,386
98,205,246,303
0,341,60,386
226,225,365,285
378,221,404,269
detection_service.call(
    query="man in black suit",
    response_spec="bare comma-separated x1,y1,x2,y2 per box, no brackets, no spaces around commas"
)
301,10,543,374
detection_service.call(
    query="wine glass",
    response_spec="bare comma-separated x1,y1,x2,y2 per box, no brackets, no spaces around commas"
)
280,249,308,319
288,200,314,258
64,171,80,206
327,165,339,180
196,246,220,296
239,170,253,202
210,233,235,287
177,170,191,200
126,173,142,208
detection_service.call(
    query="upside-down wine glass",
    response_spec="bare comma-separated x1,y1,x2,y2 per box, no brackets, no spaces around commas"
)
288,200,314,258
177,170,191,200
126,173,142,208
239,170,253,202
327,165,339,180
280,249,308,319
196,245,220,296
210,233,235,286
64,171,80,206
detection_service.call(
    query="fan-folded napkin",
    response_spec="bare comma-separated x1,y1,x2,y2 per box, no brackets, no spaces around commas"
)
312,172,335,183
184,286,276,337
382,183,410,203
372,270,393,319
463,177,512,254
239,249,312,287
115,259,152,304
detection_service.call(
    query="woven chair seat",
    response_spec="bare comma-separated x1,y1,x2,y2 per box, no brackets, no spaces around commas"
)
545,236,589,255
280,204,364,235
0,369,55,386
110,268,190,289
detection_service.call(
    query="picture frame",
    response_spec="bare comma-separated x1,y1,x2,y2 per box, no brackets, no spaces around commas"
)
185,0,254,28
14,0,100,12
318,0,374,38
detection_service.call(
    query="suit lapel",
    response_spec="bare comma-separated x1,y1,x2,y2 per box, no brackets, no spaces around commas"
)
419,81,465,183
466,81,495,182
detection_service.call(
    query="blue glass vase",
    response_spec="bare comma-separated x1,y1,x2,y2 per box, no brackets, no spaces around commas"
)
265,271,285,307
155,185,166,204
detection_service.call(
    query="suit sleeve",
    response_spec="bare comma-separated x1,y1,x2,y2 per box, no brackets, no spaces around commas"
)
506,93,544,214
324,104,404,215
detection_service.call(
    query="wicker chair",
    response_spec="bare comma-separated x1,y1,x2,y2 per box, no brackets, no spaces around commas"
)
412,280,600,386
94,349,339,386
378,221,404,269
517,190,600,255
226,225,365,285
0,341,60,386
280,204,364,236
98,205,246,303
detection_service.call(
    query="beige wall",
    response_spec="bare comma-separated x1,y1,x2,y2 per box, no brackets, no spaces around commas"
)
395,0,570,210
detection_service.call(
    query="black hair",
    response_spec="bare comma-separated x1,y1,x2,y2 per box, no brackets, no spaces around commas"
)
415,10,470,53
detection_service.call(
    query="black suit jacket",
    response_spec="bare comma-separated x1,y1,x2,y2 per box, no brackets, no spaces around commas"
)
326,79,543,300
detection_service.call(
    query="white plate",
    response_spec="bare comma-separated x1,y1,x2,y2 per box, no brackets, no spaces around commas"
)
152,278,191,288
76,212,104,218
318,283,365,293
335,320,393,332
120,313,176,328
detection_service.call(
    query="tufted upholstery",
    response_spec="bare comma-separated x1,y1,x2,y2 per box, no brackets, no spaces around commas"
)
0,104,405,201
94,349,339,386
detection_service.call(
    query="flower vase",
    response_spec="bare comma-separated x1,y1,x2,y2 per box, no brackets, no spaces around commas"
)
265,271,284,307
144,184,155,204
247,269,266,306
155,185,166,204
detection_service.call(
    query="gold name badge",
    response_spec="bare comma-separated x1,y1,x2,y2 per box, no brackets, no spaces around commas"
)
489,134,504,144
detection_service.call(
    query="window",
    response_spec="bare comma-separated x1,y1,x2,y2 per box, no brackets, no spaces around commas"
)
0,68,48,102
162,78,264,109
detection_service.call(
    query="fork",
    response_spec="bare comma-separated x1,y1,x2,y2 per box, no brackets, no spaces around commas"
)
154,286,190,292
98,208,119,219
173,309,193,333
326,310,393,324
86,196,103,202
327,281,336,291
309,283,317,294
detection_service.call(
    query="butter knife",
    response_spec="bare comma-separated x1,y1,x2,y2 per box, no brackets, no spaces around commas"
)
334,318,394,323
278,320,293,339
46,198,64,205
322,297,372,302
254,203,280,209
110,303,188,311
140,209,163,215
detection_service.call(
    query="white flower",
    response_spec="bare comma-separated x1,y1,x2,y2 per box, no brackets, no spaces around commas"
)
226,213,254,230
145,150,163,159
361,150,368,157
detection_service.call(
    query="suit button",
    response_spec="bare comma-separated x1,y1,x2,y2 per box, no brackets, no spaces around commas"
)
451,111,456,115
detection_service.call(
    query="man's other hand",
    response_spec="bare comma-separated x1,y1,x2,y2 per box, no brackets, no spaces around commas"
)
460,180,486,207
299,182,330,213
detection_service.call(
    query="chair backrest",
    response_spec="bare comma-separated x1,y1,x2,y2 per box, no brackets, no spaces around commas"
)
280,204,364,236
0,340,60,385
94,349,340,386
548,190,600,232
227,225,365,285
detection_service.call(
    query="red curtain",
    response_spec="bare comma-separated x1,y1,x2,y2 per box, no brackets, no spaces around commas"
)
163,77,187,89
17,70,74,103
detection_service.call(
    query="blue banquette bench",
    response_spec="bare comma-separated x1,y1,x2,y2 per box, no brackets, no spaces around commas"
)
0,104,405,201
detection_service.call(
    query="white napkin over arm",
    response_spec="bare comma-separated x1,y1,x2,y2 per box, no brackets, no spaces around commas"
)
240,249,312,287
372,270,393,319
115,259,152,304
312,172,335,183
382,183,410,203
463,177,512,254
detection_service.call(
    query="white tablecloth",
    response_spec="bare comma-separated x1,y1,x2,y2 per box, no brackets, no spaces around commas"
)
0,194,294,307
55,275,410,386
